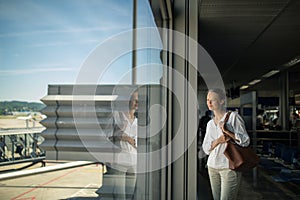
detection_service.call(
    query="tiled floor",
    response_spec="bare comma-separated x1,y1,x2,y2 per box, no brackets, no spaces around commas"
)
197,167,300,200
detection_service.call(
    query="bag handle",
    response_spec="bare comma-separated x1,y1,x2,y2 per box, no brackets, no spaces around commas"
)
223,111,232,124
209,111,233,151
222,111,239,143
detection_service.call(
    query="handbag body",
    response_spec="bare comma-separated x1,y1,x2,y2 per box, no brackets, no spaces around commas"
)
223,112,260,171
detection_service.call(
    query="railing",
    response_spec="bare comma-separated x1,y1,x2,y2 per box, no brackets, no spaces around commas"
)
0,128,46,167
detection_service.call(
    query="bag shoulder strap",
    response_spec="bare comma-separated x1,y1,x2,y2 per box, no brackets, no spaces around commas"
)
224,111,232,123
224,111,241,144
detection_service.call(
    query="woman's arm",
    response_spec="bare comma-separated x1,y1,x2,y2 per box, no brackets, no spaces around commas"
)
121,134,136,146
209,135,229,151
202,121,227,153
111,132,136,146
220,124,240,142
223,112,250,147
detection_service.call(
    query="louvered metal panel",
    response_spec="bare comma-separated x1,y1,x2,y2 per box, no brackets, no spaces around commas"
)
40,106,57,117
40,84,139,161
40,118,57,128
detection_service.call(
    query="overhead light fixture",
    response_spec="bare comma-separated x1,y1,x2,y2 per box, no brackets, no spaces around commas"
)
262,70,280,78
283,56,300,67
248,79,261,85
240,85,249,90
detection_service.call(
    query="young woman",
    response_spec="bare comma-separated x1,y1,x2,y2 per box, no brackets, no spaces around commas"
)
202,88,250,200
110,91,138,200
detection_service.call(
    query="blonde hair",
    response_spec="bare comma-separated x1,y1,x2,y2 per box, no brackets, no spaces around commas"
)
208,88,227,107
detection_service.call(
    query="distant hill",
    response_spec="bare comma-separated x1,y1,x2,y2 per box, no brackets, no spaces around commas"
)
0,101,46,115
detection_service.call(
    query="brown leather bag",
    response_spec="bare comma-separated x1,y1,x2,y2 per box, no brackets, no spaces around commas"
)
223,112,260,171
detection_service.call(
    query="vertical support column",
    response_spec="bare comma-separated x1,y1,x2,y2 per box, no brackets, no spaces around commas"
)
240,91,258,186
187,0,198,199
172,0,186,198
161,26,173,200
136,86,149,200
279,71,289,130
172,0,198,199
132,0,137,85
252,91,257,187
10,135,15,161
24,134,27,157
164,2,173,200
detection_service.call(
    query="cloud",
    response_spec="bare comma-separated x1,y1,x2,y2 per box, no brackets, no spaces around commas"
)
104,1,133,17
0,25,130,38
0,66,75,76
30,39,101,47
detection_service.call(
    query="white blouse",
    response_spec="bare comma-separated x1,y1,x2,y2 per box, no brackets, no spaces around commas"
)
112,111,138,168
202,111,250,169
113,111,138,145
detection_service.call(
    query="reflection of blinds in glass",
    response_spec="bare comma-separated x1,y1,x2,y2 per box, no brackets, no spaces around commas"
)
40,84,139,162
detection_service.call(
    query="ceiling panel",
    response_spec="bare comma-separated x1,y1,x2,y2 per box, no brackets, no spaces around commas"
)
198,0,300,91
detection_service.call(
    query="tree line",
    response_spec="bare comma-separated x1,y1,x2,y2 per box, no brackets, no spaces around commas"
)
0,101,45,115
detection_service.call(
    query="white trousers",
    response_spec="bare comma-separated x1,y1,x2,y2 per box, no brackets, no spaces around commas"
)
208,167,242,200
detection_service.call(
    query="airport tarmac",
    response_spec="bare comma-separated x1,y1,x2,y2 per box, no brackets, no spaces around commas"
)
0,161,103,200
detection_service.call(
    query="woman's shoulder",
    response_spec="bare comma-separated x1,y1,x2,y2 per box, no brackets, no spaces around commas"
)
229,110,238,115
206,118,214,126
113,111,125,117
228,110,245,123
227,110,238,120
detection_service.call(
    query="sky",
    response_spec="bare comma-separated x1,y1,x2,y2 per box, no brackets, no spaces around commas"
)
0,0,162,103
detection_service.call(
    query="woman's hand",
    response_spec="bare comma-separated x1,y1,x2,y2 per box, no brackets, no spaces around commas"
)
219,121,240,142
219,121,228,134
209,135,228,151
121,134,136,147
